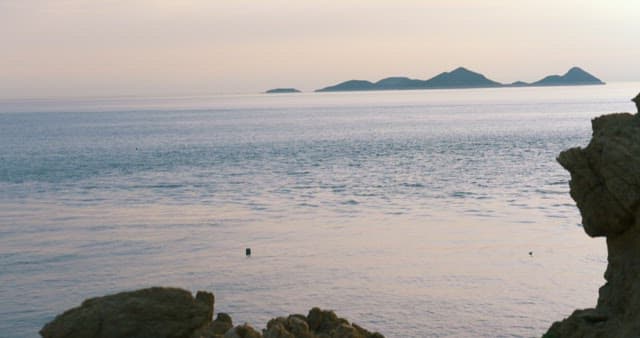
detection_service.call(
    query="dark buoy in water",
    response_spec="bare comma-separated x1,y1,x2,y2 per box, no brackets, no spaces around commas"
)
245,248,251,257
529,251,533,256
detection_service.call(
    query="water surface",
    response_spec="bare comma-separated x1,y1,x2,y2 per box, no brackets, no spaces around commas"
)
2,84,637,337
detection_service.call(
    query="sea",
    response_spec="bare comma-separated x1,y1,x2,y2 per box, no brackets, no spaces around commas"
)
1,83,638,338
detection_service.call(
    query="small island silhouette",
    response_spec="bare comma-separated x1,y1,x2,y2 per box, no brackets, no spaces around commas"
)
265,88,301,94
315,66,604,92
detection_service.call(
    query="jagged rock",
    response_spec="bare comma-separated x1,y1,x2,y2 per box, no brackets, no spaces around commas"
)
40,287,214,338
306,308,383,338
262,309,383,338
41,287,383,338
264,315,311,338
285,316,311,337
212,313,234,334
224,324,262,338
192,313,234,338
633,92,640,113
264,319,296,338
545,112,640,337
307,308,347,334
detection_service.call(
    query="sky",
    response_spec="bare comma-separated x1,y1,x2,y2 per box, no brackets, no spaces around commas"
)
1,0,639,98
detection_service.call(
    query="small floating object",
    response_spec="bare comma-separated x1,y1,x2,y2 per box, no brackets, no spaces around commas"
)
246,248,251,256
529,251,533,256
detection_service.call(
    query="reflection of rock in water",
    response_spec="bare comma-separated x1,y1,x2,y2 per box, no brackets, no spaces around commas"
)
544,112,640,337
40,287,384,338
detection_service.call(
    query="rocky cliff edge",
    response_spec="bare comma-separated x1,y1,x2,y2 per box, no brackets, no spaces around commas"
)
545,112,640,337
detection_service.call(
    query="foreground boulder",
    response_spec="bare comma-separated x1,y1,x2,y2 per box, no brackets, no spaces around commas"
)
40,287,214,338
41,287,384,338
544,112,640,337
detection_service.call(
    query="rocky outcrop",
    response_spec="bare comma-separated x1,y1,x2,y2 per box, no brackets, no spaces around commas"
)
263,308,383,338
544,112,640,337
40,287,214,338
222,324,262,338
193,313,234,338
41,287,384,338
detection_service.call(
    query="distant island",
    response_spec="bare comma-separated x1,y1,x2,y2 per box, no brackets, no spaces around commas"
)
316,66,604,92
265,88,301,94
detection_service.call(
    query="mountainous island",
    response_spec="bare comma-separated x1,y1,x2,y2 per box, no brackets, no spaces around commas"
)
265,88,301,94
316,66,604,92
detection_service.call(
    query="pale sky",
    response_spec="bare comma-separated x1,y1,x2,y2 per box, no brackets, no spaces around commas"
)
1,0,639,98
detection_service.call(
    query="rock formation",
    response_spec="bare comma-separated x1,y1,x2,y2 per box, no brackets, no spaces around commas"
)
195,313,235,338
40,287,384,338
40,287,214,338
544,111,640,337
262,308,383,338
633,93,640,113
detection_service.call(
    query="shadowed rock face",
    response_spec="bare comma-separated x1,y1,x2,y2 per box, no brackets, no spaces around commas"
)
557,113,640,237
545,112,640,337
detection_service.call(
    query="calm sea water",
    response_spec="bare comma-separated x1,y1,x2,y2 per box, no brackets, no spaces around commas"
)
1,84,638,337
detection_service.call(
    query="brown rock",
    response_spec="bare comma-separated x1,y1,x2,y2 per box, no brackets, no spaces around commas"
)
262,309,383,338
224,324,262,338
285,316,312,338
40,288,383,338
263,319,295,338
211,313,234,334
264,315,312,338
40,287,214,338
306,308,382,338
546,112,640,337
307,308,346,334
192,313,234,338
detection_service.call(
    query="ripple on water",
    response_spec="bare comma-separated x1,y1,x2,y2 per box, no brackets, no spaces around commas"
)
0,88,621,337
400,182,425,188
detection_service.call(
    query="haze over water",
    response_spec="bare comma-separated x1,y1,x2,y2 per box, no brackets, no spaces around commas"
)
1,83,638,337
